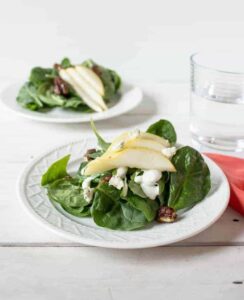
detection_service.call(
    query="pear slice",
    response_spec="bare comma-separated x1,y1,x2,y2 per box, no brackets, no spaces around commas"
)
122,138,165,153
75,65,104,96
59,69,107,112
84,147,176,176
107,131,170,153
65,68,107,111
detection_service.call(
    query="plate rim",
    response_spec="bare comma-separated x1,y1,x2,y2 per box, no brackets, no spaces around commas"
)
17,139,230,249
0,81,143,123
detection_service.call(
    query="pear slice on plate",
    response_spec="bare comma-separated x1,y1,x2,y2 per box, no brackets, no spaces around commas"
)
84,147,176,175
107,130,170,153
65,68,107,111
59,68,107,112
75,65,104,96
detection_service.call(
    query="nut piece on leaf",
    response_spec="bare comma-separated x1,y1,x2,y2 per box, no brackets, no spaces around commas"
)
84,148,97,161
53,77,69,96
157,206,177,223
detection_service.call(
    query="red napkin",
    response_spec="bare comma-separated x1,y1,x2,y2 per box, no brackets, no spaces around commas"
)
205,153,244,216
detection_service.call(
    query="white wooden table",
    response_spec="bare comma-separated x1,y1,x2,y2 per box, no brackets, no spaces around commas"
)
0,81,243,300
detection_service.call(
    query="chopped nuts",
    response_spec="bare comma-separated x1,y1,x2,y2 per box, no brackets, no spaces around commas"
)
101,175,112,183
84,148,97,161
92,65,102,76
157,206,177,223
53,77,69,96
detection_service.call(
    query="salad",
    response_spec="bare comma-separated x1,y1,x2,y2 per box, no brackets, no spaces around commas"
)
41,119,211,231
16,58,121,113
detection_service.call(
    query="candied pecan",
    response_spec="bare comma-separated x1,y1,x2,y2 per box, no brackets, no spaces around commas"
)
53,77,69,96
53,63,62,71
92,65,102,76
157,206,177,223
101,175,112,183
84,148,97,161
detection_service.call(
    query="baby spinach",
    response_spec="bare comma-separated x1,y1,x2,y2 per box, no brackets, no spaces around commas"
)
29,67,54,87
41,155,70,186
147,119,177,145
90,119,110,151
60,57,72,69
128,180,146,198
17,82,44,111
91,189,148,231
47,177,91,217
168,146,211,210
125,192,158,222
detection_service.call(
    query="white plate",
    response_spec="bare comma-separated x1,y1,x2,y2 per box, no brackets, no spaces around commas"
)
0,82,142,123
17,138,230,249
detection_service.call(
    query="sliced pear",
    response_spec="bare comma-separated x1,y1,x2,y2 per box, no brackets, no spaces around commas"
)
75,65,104,96
65,68,107,111
107,130,170,153
84,147,176,176
122,138,165,152
59,69,107,112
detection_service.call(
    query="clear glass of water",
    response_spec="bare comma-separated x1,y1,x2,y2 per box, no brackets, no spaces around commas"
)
190,52,244,152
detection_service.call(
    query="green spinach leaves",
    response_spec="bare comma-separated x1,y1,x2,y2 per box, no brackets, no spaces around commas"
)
147,119,177,145
40,120,211,231
167,146,211,210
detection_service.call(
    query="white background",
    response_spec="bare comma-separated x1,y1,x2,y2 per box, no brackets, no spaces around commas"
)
1,0,244,82
0,1,244,299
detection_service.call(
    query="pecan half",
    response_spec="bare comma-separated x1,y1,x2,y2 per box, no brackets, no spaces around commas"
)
101,175,112,183
157,206,177,223
53,77,69,96
84,148,97,161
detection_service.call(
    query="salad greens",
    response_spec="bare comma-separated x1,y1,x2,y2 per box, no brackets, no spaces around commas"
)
41,119,211,231
17,58,121,113
147,119,177,145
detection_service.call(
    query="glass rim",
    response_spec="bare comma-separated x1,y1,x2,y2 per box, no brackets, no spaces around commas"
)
190,52,244,76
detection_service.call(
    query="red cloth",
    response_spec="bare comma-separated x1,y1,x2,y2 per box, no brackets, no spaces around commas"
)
205,153,244,216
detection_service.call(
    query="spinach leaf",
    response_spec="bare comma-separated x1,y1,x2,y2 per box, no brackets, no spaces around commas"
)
91,183,148,230
147,119,177,145
47,177,91,217
168,146,211,210
158,172,169,205
61,204,91,217
125,193,158,222
16,82,44,111
90,119,110,151
60,57,72,69
128,179,147,198
39,91,65,107
29,67,54,87
41,155,70,186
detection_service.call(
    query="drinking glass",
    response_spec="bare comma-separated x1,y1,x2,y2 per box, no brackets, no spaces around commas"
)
190,52,244,152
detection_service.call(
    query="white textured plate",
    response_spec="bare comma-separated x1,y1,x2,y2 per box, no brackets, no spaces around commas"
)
0,82,142,123
17,138,230,249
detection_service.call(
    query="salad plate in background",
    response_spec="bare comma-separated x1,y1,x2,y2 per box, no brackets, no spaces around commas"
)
0,58,142,123
17,119,229,248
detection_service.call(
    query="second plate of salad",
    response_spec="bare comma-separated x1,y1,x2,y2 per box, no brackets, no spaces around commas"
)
0,58,142,123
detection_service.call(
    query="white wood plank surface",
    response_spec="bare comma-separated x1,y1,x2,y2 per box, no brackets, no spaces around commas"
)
1,246,243,300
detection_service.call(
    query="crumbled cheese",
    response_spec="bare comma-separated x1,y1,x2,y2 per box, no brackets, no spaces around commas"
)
109,176,124,190
134,170,162,200
161,147,176,159
128,129,140,140
116,167,128,178
109,167,128,190
82,177,95,203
